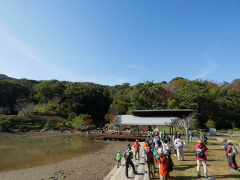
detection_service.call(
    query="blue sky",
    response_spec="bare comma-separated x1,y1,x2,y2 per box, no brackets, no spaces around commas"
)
0,0,240,86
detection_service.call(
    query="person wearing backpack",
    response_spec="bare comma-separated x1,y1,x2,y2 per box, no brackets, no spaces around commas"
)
116,150,122,168
226,142,239,172
133,139,141,160
222,140,232,168
154,148,170,180
144,143,155,179
194,140,208,178
199,130,207,144
124,146,137,178
174,135,185,161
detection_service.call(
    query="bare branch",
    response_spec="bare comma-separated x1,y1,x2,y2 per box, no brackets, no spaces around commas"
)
113,115,122,126
13,101,35,116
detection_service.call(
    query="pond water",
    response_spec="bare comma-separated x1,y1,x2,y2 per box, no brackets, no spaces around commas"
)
0,135,105,172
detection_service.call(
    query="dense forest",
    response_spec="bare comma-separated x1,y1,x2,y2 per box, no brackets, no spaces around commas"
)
0,74,240,130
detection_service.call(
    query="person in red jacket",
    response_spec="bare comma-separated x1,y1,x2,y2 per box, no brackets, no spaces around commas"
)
226,142,239,172
194,140,208,178
154,148,169,180
133,139,141,160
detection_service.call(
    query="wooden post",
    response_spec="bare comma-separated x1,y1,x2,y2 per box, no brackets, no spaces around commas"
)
136,125,137,136
138,126,140,136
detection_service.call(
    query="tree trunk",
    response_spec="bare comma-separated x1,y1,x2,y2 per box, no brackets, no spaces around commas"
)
186,127,189,142
118,126,119,136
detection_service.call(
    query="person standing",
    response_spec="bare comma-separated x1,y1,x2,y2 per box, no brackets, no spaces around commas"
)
133,139,141,160
174,135,185,161
124,146,137,178
116,150,122,168
154,148,169,180
227,142,239,172
162,139,171,157
222,139,231,168
162,130,166,140
195,140,208,178
144,143,155,179
189,130,194,142
199,130,207,144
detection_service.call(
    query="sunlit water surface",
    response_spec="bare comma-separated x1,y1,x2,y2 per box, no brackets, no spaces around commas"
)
0,135,105,172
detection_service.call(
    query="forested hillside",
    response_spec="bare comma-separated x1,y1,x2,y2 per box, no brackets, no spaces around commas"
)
0,74,240,129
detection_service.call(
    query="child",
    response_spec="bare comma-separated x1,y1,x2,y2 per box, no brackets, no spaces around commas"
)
116,150,122,168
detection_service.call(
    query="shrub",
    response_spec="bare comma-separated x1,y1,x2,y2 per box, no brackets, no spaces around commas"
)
233,128,239,131
44,119,55,128
205,120,216,128
65,122,72,128
228,130,233,136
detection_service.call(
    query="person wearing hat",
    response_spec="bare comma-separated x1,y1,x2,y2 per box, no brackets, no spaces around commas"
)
174,134,185,161
144,143,155,178
226,142,239,172
162,139,171,157
116,150,122,168
222,139,232,168
154,148,169,180
124,146,137,178
133,139,141,160
194,140,208,178
199,130,206,144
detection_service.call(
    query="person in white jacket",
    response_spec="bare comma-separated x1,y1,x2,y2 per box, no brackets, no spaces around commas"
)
174,134,185,161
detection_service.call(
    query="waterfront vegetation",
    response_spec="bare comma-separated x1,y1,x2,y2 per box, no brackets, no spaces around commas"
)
0,74,240,132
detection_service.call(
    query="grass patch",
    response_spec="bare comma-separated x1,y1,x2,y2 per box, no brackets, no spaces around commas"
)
149,139,240,180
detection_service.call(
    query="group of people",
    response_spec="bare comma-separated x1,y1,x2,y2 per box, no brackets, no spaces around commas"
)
116,129,238,179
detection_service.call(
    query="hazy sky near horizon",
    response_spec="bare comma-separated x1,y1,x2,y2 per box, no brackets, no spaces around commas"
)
0,1,240,86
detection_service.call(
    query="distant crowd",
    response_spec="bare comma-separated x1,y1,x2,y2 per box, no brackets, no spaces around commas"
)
116,129,239,180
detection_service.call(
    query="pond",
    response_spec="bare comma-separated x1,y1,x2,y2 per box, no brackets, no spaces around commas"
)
0,135,105,172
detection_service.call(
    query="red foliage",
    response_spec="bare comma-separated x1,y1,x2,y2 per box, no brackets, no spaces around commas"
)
227,79,240,91
104,114,116,123
140,125,149,132
85,119,93,125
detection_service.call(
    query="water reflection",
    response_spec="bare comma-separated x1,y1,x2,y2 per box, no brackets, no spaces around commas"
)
0,136,105,172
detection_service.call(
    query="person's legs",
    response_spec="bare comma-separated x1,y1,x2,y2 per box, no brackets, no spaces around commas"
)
150,161,155,178
129,160,136,173
177,148,181,160
135,151,137,159
202,160,208,177
160,175,169,180
190,136,193,142
180,147,184,160
147,162,151,178
137,151,140,159
197,160,201,176
228,155,232,167
125,161,129,177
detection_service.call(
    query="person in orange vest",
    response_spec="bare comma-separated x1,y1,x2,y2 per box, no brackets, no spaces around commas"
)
133,139,141,160
143,139,148,151
154,148,169,180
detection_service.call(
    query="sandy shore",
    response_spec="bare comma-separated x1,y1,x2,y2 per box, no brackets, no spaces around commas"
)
0,131,130,180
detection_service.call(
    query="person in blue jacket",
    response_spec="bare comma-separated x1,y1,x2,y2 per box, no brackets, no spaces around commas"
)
162,131,166,140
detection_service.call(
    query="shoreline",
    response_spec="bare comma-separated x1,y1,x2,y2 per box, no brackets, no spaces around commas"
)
0,131,129,180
